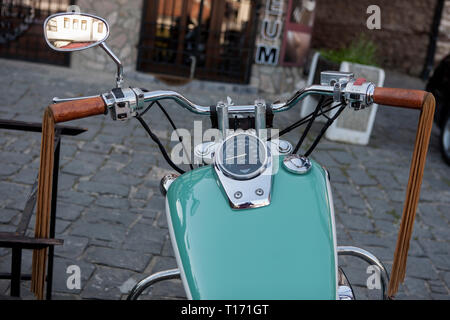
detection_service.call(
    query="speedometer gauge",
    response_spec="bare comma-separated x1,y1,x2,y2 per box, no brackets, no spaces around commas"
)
215,133,268,180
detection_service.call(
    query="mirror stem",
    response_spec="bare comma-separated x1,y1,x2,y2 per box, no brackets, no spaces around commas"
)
99,42,123,88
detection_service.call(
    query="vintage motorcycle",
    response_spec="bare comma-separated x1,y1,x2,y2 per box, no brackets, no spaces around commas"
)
41,11,434,300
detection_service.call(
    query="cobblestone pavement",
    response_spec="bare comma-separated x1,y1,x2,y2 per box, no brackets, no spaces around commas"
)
0,58,449,300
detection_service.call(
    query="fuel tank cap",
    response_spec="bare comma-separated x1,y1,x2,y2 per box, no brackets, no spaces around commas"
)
282,155,312,174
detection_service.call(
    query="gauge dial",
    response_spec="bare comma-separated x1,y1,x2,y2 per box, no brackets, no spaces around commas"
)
216,133,267,180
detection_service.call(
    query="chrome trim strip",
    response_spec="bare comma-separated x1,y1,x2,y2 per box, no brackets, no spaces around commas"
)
324,168,339,300
165,197,193,299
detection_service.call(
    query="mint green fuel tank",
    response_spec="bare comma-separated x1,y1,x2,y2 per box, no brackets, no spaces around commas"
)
165,156,337,299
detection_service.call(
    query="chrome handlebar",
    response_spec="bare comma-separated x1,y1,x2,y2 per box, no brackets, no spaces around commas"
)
139,86,339,115
103,84,374,121
70,71,373,121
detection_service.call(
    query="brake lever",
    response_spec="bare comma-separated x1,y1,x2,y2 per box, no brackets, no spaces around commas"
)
52,95,102,104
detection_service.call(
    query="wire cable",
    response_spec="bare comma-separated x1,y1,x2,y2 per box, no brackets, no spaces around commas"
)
135,115,185,174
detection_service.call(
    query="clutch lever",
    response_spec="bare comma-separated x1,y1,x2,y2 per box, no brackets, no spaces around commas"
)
52,95,103,104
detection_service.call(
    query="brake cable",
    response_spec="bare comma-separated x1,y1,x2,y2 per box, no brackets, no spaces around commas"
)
135,115,186,174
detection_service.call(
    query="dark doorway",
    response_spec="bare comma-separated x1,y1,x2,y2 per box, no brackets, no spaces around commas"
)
0,0,73,66
137,0,258,84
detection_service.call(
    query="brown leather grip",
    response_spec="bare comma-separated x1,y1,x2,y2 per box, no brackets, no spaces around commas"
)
373,87,428,110
50,96,106,123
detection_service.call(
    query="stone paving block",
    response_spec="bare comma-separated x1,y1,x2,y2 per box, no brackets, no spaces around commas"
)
83,206,139,228
360,186,385,201
57,202,85,221
329,150,355,165
146,195,166,212
94,195,130,210
81,266,135,300
54,235,90,260
70,219,127,243
62,160,100,176
120,159,153,178
122,223,167,255
348,231,394,248
405,257,440,280
411,223,434,240
77,181,130,197
373,219,399,235
418,203,448,229
368,168,401,189
427,253,450,271
0,163,21,177
347,168,377,186
161,238,175,258
419,188,450,203
150,256,178,274
52,257,96,294
1,151,33,166
73,151,106,167
368,198,402,222
56,218,71,234
56,173,77,191
58,190,96,207
85,246,151,273
431,227,450,242
147,279,187,299
92,169,142,188
444,272,450,288
427,280,449,295
418,239,449,255
338,213,375,232
327,167,350,184
403,277,432,299
311,151,339,168
0,208,19,224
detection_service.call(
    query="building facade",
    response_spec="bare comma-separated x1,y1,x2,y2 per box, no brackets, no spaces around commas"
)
1,0,449,93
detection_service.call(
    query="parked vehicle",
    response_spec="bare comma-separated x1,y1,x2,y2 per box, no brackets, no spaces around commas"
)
41,12,434,300
426,54,450,165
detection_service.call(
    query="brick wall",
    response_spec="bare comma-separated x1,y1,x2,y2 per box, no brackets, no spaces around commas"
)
311,0,438,75
436,0,450,63
70,0,143,74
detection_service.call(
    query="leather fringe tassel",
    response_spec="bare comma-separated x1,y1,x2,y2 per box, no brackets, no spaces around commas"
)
388,93,435,298
31,107,55,300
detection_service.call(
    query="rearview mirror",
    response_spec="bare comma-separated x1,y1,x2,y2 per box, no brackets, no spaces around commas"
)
44,13,109,51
